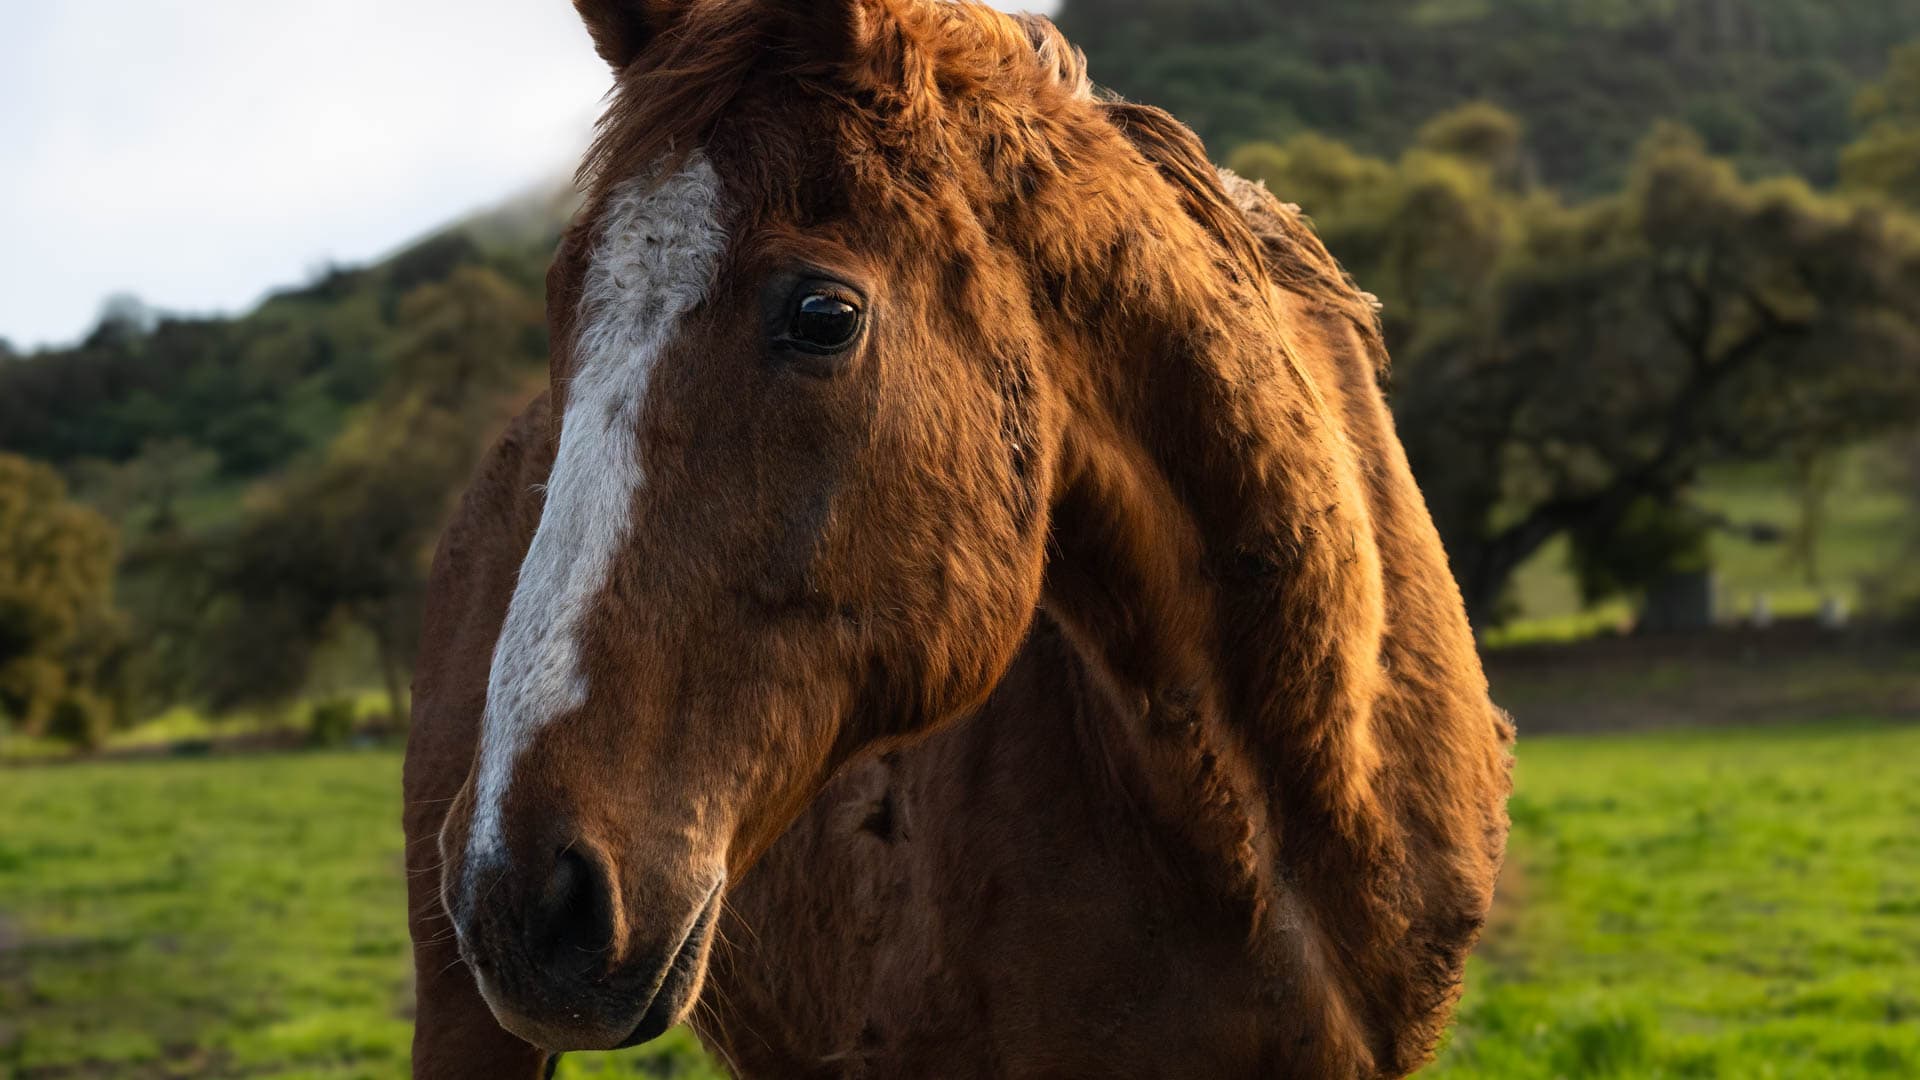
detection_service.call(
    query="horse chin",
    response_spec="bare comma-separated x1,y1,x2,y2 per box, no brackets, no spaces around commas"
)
616,886,722,1048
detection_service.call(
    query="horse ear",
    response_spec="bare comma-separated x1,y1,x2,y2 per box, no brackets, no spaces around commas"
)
573,0,683,69
761,0,876,69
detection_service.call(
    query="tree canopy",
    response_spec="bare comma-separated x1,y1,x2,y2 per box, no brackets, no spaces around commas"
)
1231,109,1920,620
0,228,546,482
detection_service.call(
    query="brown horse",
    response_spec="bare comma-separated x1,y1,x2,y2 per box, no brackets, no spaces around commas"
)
404,2,1513,1076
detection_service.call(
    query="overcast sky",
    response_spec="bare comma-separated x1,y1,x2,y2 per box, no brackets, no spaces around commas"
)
0,0,1057,350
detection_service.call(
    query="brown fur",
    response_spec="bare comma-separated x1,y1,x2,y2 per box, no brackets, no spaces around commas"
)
406,3,1512,1077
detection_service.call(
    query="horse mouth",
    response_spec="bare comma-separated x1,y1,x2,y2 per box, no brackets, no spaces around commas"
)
617,880,723,1048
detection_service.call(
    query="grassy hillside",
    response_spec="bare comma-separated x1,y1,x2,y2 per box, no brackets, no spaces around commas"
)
0,194,570,533
1,3,1913,744
4,720,1916,1076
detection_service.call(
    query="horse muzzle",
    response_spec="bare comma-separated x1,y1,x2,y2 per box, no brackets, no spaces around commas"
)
452,840,724,1052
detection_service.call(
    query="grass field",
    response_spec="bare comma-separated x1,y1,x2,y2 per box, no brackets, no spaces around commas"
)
0,752,717,1080
3,722,1917,1078
1431,722,1920,1078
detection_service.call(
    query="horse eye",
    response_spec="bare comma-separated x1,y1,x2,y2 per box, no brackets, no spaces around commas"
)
786,292,863,354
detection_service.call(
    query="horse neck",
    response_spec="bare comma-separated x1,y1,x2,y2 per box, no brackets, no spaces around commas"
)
1039,421,1282,923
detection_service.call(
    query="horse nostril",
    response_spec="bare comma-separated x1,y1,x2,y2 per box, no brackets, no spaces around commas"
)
526,845,618,980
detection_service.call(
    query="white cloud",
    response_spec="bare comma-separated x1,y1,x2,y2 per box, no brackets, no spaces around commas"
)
0,0,1057,349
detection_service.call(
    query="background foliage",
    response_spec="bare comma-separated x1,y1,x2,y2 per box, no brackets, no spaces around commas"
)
1059,0,1920,195
1228,111,1920,619
0,456,121,744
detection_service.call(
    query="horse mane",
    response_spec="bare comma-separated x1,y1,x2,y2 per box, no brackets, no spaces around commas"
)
1097,95,1391,381
1103,101,1271,292
1005,12,1093,101
1218,170,1391,379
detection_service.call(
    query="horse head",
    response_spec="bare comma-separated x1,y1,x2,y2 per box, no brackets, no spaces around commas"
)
437,0,1400,1053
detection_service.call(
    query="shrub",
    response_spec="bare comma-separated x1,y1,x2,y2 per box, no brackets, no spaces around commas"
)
47,690,111,751
308,698,358,747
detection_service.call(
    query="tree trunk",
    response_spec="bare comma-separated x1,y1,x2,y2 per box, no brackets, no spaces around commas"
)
1455,514,1565,633
1787,447,1835,587
1453,484,1658,632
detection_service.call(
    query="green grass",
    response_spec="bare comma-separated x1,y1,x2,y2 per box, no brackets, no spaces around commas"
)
0,751,720,1079
1432,722,1920,1078
110,692,396,749
2,725,1916,1077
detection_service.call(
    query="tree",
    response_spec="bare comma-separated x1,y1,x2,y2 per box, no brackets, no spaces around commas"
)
87,293,156,350
1415,101,1528,189
198,433,452,724
0,454,123,740
1448,127,1920,618
1234,113,1920,624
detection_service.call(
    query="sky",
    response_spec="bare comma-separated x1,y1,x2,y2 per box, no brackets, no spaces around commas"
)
0,0,1057,350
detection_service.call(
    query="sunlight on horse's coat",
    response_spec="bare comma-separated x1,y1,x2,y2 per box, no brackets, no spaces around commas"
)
405,3,1511,1074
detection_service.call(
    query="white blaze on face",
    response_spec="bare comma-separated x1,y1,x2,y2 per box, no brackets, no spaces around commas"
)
466,156,727,876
